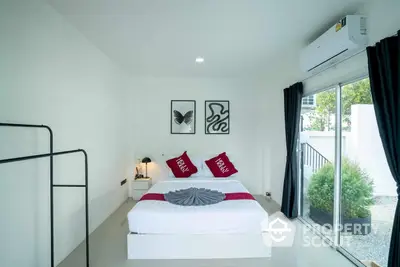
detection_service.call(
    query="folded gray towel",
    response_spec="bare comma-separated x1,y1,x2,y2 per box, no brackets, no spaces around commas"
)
164,187,225,206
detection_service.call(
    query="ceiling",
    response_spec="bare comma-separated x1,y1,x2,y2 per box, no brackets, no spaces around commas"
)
47,0,369,78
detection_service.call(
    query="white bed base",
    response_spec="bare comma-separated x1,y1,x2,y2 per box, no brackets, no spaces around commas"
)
127,232,272,259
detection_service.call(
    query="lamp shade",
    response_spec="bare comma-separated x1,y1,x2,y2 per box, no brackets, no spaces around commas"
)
141,157,151,164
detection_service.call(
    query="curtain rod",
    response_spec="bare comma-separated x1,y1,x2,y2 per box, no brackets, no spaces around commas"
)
300,30,399,84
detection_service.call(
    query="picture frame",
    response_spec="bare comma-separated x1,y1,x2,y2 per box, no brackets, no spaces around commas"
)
170,100,196,134
205,100,230,134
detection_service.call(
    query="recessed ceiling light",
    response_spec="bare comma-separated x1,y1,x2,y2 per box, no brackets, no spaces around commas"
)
195,57,204,63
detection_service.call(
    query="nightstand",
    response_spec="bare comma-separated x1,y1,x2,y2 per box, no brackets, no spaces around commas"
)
131,178,152,200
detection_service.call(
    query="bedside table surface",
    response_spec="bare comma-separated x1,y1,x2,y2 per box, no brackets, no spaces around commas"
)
134,178,151,181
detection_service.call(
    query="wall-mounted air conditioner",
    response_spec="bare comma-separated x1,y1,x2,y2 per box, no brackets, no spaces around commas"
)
300,15,368,75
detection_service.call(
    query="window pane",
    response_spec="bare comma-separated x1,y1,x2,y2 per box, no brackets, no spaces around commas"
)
300,88,336,242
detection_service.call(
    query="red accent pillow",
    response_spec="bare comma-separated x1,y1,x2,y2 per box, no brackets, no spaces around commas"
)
205,152,238,177
166,151,198,178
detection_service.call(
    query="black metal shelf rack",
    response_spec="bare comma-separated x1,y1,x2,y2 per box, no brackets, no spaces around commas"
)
0,123,89,267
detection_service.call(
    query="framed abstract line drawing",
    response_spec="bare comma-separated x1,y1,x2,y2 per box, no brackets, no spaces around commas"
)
170,100,196,134
205,100,230,134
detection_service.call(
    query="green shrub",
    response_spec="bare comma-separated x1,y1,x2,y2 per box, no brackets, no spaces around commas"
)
307,158,374,218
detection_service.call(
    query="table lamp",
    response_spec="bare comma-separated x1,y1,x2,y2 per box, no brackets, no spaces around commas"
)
141,157,151,178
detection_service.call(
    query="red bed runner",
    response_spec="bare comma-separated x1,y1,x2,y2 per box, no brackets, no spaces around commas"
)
139,192,255,201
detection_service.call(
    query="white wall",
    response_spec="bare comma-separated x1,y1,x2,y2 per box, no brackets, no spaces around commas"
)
125,77,285,197
258,75,294,206
0,1,130,266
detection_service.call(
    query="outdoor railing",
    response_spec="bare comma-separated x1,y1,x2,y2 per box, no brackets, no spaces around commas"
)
301,143,330,173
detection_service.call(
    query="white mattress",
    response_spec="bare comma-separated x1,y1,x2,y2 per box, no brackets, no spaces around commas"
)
127,179,269,234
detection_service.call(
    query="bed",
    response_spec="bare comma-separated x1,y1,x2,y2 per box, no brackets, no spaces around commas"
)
127,178,271,259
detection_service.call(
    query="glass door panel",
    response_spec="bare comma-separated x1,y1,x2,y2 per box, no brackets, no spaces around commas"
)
300,88,337,242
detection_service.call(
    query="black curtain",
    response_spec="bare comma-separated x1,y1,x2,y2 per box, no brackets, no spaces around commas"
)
367,30,400,267
281,82,303,219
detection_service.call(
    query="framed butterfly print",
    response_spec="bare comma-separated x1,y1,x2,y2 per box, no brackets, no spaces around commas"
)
170,100,196,134
205,100,230,134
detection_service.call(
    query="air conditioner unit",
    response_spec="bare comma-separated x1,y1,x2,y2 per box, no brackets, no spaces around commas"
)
300,15,368,74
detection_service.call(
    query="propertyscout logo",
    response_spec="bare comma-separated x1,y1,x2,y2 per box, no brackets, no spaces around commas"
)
262,212,375,248
262,212,296,247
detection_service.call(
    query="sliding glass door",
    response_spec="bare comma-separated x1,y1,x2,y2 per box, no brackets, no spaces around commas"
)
299,77,396,266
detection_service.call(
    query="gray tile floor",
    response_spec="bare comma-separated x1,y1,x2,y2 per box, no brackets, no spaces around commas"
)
58,197,356,267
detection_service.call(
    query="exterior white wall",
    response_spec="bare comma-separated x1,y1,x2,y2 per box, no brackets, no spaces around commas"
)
302,105,396,197
0,2,130,266
350,105,396,196
305,131,349,162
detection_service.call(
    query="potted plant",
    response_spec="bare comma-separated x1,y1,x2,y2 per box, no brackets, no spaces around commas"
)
307,158,374,235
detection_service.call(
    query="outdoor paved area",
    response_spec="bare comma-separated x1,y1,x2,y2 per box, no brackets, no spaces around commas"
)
303,196,396,267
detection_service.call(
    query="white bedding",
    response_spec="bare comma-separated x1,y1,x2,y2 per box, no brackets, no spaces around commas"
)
127,179,268,234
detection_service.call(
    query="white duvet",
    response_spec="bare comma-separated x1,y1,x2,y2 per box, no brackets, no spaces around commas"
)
127,179,269,234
